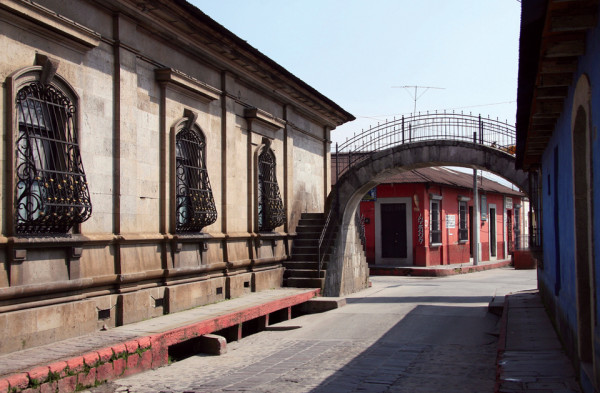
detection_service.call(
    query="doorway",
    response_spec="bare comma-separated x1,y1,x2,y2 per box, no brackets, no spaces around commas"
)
375,198,412,265
489,205,497,259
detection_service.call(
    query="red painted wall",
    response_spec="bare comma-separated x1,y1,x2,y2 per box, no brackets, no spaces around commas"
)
360,181,522,267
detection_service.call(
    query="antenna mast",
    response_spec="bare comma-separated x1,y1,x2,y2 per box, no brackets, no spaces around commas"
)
392,85,445,114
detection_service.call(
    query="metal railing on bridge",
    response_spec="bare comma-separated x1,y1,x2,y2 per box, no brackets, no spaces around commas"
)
318,112,517,273
335,111,516,177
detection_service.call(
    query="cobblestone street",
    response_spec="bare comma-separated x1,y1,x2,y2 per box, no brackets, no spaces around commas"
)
89,269,536,393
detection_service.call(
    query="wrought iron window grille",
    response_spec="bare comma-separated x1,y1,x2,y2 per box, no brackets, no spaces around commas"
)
257,143,285,232
14,81,92,235
175,121,217,232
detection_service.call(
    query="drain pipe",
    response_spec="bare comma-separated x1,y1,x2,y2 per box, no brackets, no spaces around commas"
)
473,168,480,265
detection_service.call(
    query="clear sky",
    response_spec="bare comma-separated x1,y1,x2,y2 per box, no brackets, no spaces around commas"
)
190,0,522,148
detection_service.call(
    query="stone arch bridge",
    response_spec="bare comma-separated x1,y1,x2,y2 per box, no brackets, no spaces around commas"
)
288,113,531,297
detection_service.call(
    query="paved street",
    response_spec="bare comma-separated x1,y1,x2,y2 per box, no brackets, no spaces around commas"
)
89,268,537,393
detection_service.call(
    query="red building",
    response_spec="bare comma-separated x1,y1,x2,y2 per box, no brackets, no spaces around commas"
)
351,167,525,267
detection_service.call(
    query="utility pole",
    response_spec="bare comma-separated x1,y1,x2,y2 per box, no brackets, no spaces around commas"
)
392,85,445,114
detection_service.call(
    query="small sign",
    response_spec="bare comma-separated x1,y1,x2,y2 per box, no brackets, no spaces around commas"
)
481,195,487,221
446,215,456,229
362,187,377,202
505,197,513,210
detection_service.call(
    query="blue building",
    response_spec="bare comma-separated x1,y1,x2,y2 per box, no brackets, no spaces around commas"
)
516,1,600,391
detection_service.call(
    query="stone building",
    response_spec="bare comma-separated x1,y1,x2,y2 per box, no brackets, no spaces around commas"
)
517,0,600,391
0,0,353,354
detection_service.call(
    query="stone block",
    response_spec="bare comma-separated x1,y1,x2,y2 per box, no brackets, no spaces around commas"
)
39,381,57,393
66,357,84,374
253,268,284,292
123,354,140,377
0,379,8,393
57,375,77,393
194,334,227,355
298,297,346,314
96,348,113,363
167,277,226,313
139,350,153,371
137,336,151,349
48,361,68,378
124,340,139,354
112,358,126,378
27,366,49,385
82,352,99,367
227,272,253,299
76,368,96,389
95,362,114,383
111,343,127,357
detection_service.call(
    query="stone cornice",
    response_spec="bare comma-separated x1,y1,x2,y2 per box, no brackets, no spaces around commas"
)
0,0,101,50
155,68,222,102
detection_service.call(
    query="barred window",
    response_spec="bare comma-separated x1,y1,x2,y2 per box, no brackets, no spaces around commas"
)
258,145,285,232
430,199,441,245
175,124,216,232
458,201,468,241
14,81,92,234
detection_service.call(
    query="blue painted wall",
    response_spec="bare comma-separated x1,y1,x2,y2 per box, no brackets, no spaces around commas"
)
537,6,600,389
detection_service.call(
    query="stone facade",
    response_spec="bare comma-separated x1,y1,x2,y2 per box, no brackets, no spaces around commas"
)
0,0,353,354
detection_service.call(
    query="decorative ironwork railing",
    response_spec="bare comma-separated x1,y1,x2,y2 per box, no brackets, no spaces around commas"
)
317,112,517,271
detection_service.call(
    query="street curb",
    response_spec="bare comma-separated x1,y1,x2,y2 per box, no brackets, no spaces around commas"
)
370,259,512,277
494,293,510,393
0,289,319,393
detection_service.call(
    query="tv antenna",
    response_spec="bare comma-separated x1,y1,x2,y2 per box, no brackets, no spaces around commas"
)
392,85,445,114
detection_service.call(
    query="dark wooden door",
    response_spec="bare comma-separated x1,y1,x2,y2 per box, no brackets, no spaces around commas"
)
381,203,407,258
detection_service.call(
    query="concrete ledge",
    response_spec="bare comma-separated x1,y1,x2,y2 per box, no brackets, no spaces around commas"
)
0,288,319,393
370,259,512,277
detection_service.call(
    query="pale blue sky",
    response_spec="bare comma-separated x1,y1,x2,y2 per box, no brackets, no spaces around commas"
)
190,0,522,148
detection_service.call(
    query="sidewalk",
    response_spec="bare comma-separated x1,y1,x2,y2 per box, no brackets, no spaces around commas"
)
370,258,512,277
496,289,581,392
0,288,319,393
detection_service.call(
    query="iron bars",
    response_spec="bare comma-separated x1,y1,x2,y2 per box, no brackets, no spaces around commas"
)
258,148,286,232
15,82,92,234
175,126,217,232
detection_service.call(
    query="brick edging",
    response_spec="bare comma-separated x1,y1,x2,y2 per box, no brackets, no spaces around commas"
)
0,289,319,393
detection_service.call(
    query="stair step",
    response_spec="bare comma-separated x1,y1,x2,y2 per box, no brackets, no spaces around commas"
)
300,213,325,220
293,239,318,247
284,269,326,278
297,219,326,226
283,261,322,270
296,226,324,234
284,277,324,289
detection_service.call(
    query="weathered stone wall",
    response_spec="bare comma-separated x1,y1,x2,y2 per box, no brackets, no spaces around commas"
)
0,0,352,354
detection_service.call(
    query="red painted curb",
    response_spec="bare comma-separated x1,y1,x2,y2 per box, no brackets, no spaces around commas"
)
370,260,511,277
0,289,319,393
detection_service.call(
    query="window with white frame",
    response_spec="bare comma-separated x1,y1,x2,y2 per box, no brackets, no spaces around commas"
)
458,200,468,241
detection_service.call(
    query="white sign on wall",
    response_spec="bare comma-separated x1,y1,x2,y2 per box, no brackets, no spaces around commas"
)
446,214,456,229
505,197,513,210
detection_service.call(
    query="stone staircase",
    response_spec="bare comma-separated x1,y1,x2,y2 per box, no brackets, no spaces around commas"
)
284,213,329,289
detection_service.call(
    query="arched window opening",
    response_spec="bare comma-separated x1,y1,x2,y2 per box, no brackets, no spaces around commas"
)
175,124,217,232
15,81,92,234
258,146,285,232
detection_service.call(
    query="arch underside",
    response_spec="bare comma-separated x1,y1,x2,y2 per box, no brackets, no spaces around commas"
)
324,140,528,296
